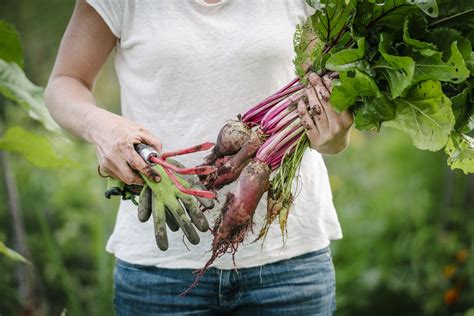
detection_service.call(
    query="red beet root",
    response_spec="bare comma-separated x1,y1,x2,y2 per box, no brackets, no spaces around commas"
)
181,160,271,295
207,130,265,190
204,120,252,165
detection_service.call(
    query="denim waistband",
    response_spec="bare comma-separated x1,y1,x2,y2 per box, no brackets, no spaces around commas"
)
115,246,330,271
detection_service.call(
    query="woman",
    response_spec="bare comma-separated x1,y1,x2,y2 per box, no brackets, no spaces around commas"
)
45,0,353,315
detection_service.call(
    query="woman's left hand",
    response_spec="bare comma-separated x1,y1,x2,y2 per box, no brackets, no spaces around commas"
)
297,72,353,155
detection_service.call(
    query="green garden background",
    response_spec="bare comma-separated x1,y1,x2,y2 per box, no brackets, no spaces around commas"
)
0,1,473,315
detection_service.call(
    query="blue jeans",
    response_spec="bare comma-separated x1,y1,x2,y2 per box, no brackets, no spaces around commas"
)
114,247,336,315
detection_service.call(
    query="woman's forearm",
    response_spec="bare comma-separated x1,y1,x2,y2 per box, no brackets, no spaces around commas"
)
44,74,115,143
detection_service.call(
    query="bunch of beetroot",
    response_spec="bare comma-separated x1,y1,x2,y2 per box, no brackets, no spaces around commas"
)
174,74,337,296
197,74,331,266
183,0,474,292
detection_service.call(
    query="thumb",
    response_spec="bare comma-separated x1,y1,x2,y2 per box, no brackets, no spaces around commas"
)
140,131,163,154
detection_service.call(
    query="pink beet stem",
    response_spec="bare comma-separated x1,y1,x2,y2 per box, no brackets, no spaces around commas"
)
246,79,300,113
257,119,302,161
264,110,299,135
265,126,304,161
273,77,300,95
262,84,304,107
260,95,294,127
162,166,217,199
261,102,298,133
260,105,290,132
161,142,215,159
242,84,304,124
265,126,304,163
242,96,286,124
269,138,300,170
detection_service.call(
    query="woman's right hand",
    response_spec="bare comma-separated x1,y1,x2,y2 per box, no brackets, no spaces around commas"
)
44,1,161,185
89,109,162,185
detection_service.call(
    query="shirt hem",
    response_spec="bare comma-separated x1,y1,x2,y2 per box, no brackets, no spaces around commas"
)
106,236,339,270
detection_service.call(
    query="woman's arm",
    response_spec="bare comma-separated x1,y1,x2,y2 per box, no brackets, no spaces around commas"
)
45,0,161,184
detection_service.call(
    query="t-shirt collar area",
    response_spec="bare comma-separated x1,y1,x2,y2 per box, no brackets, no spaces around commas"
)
194,0,229,7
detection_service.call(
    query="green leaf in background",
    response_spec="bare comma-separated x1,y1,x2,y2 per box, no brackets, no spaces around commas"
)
0,241,29,264
411,42,470,86
0,127,75,168
330,69,380,111
445,133,474,174
428,0,474,29
355,93,396,131
384,80,455,151
0,20,23,68
0,60,60,131
376,33,415,98
326,38,370,72
403,15,439,57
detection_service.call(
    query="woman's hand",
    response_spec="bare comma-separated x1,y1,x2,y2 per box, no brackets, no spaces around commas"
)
89,110,162,185
297,72,353,155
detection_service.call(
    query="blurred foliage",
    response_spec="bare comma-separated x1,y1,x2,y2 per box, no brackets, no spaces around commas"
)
0,1,472,316
326,129,474,316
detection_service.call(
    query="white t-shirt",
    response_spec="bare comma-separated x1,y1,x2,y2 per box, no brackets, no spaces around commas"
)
87,0,343,269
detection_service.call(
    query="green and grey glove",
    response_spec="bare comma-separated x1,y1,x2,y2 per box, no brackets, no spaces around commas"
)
139,164,210,251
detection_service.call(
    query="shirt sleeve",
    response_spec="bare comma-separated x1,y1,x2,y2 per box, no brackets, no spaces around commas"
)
86,0,124,38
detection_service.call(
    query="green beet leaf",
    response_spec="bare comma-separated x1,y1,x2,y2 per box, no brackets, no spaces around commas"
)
330,69,380,112
403,15,439,57
428,0,474,29
352,1,421,36
354,93,396,131
0,127,75,168
384,80,455,151
426,28,472,61
407,0,438,18
0,60,60,131
467,53,474,75
410,41,470,86
376,33,415,98
293,19,324,77
306,0,355,43
445,133,474,174
450,86,472,132
325,38,371,73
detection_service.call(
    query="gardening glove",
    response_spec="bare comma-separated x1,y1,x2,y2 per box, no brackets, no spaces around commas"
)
136,185,181,231
166,159,215,211
104,178,142,205
140,164,210,251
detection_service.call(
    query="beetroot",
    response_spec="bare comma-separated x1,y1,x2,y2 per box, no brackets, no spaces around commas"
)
204,119,252,165
181,160,271,295
205,130,265,190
